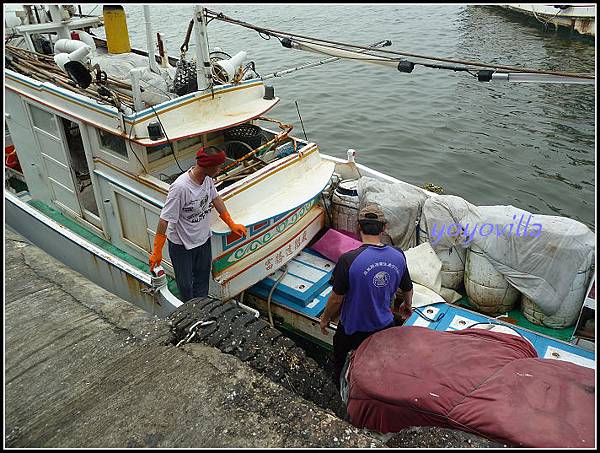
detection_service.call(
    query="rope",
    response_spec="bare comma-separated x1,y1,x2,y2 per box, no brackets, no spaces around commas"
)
204,8,593,80
531,5,564,29
267,264,288,327
150,106,184,172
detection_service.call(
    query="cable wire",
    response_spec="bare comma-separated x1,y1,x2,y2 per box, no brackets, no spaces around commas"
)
204,9,594,79
126,120,149,174
150,106,184,172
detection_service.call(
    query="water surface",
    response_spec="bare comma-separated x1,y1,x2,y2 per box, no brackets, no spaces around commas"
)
83,4,596,228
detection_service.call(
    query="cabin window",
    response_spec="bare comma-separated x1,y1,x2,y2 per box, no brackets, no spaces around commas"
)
146,136,202,164
146,142,172,163
177,135,203,152
29,104,58,137
98,129,128,158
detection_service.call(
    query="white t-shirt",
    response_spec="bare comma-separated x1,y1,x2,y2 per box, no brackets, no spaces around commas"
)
160,168,219,250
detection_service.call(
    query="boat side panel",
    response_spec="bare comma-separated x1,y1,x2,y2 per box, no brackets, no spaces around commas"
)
5,193,175,317
5,89,54,207
91,162,172,275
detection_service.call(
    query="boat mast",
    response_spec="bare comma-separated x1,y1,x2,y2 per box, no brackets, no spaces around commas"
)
193,5,213,91
47,5,70,39
142,6,161,74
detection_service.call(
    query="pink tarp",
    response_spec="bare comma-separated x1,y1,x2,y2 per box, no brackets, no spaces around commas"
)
346,326,595,447
311,228,363,263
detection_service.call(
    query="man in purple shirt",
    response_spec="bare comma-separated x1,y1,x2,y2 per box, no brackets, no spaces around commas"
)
319,204,413,388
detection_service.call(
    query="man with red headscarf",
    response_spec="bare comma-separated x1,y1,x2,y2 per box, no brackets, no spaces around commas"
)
149,146,246,301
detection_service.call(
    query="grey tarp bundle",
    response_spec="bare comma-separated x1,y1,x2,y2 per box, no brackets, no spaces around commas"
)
356,176,430,250
420,195,478,289
463,206,594,316
420,195,480,250
91,53,175,106
421,197,594,316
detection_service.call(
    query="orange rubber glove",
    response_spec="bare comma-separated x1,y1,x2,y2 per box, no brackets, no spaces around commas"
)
220,211,247,238
149,232,167,270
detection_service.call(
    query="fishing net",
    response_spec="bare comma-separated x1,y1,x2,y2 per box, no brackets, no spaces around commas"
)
172,58,198,96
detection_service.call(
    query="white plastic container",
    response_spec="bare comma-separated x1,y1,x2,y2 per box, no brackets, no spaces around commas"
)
464,245,520,315
521,251,594,329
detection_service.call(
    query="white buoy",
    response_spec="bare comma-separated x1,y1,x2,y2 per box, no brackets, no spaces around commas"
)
464,245,520,315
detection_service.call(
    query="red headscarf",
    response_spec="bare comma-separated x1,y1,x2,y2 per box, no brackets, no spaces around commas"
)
196,146,226,167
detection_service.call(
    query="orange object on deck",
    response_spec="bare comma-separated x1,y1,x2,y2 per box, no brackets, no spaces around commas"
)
5,145,22,172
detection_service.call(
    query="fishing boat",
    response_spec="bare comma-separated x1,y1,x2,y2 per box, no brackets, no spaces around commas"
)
4,3,595,378
500,4,596,37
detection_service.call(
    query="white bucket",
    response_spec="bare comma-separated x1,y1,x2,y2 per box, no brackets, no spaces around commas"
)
464,245,520,315
521,251,594,329
331,179,360,237
418,220,466,290
438,246,466,290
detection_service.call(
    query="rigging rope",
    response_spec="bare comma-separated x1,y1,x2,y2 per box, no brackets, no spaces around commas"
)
203,9,594,80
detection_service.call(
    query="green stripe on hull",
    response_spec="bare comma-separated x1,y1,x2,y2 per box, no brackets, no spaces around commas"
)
27,199,181,299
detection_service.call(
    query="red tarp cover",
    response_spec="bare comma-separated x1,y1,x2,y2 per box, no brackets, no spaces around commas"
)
346,326,595,447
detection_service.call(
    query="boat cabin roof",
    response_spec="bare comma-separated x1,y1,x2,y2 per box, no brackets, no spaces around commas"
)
6,33,279,146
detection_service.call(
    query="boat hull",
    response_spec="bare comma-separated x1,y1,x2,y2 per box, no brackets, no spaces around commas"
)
5,191,181,318
503,4,596,36
210,202,326,300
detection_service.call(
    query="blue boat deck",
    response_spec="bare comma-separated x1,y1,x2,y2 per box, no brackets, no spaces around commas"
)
248,249,335,318
405,303,595,369
249,247,595,369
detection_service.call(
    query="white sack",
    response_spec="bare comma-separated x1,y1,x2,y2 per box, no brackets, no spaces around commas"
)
91,52,175,106
403,242,442,294
420,195,478,289
411,283,446,308
420,195,479,249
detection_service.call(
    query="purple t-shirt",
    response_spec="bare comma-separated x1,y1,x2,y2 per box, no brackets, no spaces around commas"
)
331,244,412,335
160,168,219,250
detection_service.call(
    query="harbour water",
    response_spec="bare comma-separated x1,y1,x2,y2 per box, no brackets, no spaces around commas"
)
80,4,596,228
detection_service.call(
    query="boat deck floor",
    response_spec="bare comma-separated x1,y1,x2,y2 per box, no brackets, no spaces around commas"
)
27,198,577,342
454,297,576,342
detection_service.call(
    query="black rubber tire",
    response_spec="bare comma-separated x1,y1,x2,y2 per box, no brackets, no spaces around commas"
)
168,297,344,416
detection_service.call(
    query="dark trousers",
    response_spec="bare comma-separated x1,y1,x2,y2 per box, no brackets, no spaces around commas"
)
168,239,212,302
333,321,395,389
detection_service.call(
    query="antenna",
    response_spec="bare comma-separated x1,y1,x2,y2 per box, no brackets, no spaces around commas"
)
295,101,308,141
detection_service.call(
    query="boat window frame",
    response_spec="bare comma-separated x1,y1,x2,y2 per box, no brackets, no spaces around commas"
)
89,125,133,170
28,102,61,139
145,131,224,173
97,128,129,160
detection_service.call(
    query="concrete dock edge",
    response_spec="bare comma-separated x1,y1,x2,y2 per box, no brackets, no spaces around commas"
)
4,229,380,448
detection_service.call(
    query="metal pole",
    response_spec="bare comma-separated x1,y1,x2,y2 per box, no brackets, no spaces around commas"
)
143,6,161,74
48,5,70,39
490,72,594,84
193,5,213,91
130,68,146,111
